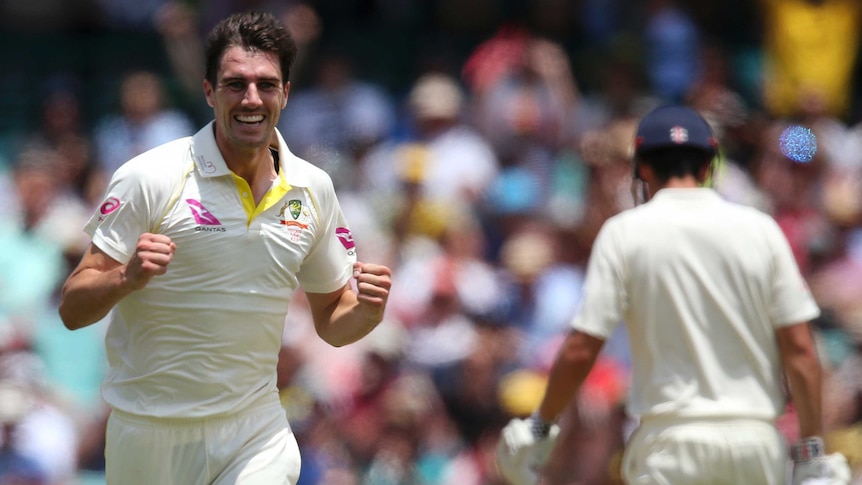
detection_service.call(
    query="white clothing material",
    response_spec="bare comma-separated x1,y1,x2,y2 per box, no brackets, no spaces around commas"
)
85,122,356,418
105,398,300,485
572,188,820,421
622,417,787,484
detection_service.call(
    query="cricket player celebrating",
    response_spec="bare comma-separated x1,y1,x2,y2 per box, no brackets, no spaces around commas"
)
496,105,851,484
58,11,391,485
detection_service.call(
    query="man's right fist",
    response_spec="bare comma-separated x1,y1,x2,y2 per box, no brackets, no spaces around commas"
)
126,233,176,289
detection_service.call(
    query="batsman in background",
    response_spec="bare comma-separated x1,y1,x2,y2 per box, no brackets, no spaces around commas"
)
58,11,391,485
496,105,850,485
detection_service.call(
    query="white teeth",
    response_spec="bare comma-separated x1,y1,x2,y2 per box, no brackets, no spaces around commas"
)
236,114,264,123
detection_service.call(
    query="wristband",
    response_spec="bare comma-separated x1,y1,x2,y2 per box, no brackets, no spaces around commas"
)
791,436,825,462
529,412,554,439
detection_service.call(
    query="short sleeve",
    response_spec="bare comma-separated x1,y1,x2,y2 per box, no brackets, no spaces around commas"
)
296,177,357,294
83,149,184,264
570,221,626,339
85,164,157,263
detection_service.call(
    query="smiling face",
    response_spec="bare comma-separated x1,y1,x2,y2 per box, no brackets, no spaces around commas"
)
204,46,289,153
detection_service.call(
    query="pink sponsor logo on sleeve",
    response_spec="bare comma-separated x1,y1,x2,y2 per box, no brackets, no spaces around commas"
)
336,227,355,250
100,197,121,215
97,197,122,222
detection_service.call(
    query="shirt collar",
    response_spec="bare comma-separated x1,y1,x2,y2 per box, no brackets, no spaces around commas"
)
191,121,312,187
651,187,721,201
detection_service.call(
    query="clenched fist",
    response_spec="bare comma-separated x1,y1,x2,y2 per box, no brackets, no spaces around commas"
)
352,262,392,320
124,233,176,290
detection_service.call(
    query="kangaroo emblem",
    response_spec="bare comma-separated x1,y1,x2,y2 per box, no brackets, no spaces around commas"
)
278,200,303,220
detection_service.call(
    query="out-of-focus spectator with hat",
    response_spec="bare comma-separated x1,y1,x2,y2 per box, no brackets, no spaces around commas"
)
364,72,498,210
408,70,498,200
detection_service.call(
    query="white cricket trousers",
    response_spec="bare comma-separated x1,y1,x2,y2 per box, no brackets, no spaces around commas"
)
622,417,788,485
105,399,301,485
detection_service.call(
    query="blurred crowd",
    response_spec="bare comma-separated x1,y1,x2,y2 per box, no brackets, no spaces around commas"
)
1,0,862,484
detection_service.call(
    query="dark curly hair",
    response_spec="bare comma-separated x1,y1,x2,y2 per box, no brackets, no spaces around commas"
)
204,11,298,86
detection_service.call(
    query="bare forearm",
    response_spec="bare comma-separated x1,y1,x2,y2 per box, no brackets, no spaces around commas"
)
60,235,175,330
539,362,588,422
309,263,391,347
59,267,134,330
313,290,382,347
776,322,824,438
538,331,604,421
785,351,823,438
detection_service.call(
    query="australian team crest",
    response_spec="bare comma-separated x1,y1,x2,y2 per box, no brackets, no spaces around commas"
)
288,199,302,219
278,199,309,240
278,199,304,221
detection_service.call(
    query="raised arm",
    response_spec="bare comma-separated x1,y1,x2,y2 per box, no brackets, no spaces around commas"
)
59,233,176,330
305,261,391,347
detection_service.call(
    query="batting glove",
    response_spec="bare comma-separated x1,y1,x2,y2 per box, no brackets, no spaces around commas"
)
496,413,560,485
791,437,852,485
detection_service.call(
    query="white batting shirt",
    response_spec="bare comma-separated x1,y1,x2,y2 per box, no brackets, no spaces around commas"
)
572,188,820,421
85,122,356,418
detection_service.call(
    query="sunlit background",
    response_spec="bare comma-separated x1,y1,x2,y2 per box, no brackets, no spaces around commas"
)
1,0,861,484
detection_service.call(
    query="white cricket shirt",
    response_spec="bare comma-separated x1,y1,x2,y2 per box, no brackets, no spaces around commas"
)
572,188,820,421
85,122,356,418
